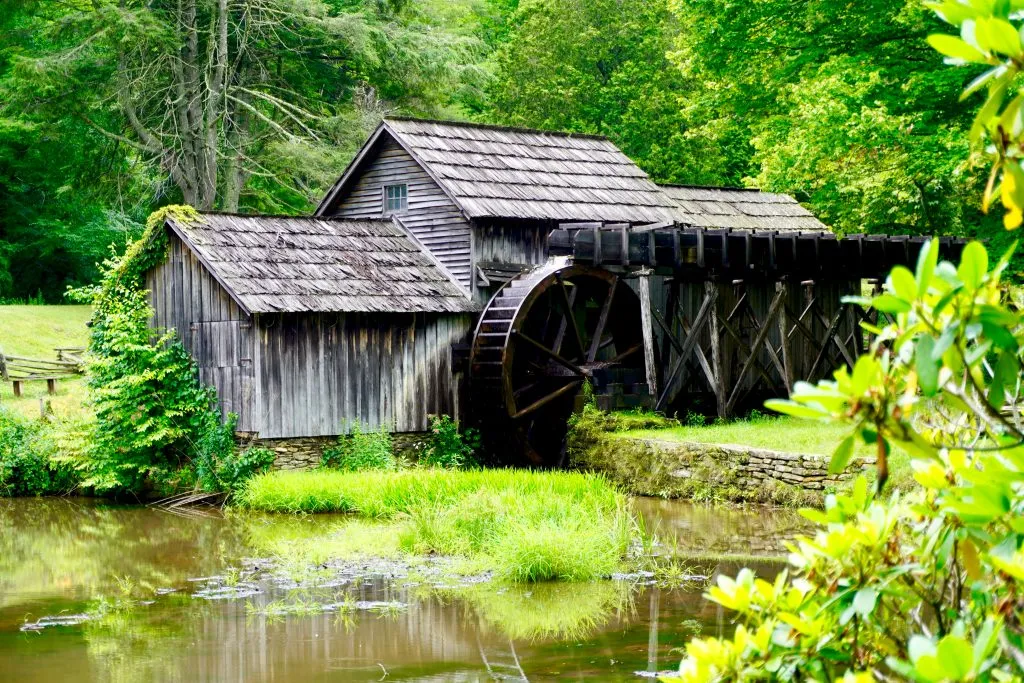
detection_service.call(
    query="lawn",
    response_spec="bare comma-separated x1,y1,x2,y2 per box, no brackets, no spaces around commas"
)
0,305,92,419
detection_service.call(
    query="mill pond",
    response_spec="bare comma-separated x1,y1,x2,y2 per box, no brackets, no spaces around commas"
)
0,497,808,682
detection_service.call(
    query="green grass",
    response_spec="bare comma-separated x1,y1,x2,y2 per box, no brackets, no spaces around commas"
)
615,415,872,457
235,469,634,582
0,305,92,420
0,305,92,358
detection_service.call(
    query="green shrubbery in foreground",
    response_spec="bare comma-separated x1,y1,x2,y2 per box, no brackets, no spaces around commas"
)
235,468,632,582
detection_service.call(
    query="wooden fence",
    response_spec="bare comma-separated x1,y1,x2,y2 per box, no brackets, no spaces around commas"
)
0,348,84,396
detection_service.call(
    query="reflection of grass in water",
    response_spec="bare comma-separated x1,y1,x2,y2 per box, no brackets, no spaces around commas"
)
434,581,634,641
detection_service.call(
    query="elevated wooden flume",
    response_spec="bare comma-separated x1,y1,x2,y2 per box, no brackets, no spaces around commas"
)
468,224,967,464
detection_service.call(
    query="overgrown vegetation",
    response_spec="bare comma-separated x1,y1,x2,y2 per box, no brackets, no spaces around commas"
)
0,409,80,496
320,422,397,472
420,415,480,468
61,206,257,497
235,468,633,582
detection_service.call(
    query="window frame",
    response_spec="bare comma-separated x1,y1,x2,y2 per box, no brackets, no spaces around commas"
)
383,183,408,215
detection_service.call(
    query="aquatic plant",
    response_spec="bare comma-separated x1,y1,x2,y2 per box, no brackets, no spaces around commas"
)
235,468,633,582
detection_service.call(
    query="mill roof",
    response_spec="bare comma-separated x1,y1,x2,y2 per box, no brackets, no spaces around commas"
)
658,185,828,233
317,118,684,223
165,213,478,314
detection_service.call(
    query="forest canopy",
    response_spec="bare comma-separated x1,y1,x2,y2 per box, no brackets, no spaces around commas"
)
0,0,1005,301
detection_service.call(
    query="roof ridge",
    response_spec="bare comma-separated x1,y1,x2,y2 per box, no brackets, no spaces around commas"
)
657,183,765,193
385,116,610,141
190,211,394,222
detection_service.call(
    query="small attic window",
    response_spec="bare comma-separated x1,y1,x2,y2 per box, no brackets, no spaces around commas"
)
384,183,408,214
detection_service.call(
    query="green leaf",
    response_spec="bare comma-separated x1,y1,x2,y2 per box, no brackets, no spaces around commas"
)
961,65,1009,100
871,294,912,314
763,399,830,419
889,265,918,301
916,239,940,296
957,241,988,290
975,16,1022,56
927,33,988,62
916,335,940,396
936,635,973,679
852,587,878,617
829,435,855,475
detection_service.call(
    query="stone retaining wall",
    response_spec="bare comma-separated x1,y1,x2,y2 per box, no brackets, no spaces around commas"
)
241,432,430,470
631,437,875,492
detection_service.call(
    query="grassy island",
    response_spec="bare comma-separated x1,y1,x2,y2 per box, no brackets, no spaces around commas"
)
237,468,634,582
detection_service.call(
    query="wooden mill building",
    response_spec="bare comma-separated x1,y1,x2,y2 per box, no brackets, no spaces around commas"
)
143,118,957,464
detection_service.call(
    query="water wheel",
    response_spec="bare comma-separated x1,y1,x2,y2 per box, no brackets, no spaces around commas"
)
469,262,648,466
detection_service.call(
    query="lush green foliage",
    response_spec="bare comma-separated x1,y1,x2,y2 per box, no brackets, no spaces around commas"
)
320,422,397,471
0,409,80,496
235,468,632,582
419,415,480,468
484,0,698,183
195,415,275,493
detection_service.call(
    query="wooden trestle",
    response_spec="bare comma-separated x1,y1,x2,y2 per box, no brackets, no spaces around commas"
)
548,225,968,418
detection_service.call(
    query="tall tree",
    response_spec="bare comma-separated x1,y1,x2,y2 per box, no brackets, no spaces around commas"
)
669,0,1002,245
484,0,706,184
7,0,485,213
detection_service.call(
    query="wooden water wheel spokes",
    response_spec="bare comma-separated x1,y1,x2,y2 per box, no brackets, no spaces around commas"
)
470,263,645,465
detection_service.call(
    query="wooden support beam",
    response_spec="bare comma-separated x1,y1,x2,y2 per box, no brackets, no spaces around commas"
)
777,282,794,393
707,281,727,418
725,285,787,414
638,269,658,398
655,286,717,410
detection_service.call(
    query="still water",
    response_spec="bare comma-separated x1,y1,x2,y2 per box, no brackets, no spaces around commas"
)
0,498,809,682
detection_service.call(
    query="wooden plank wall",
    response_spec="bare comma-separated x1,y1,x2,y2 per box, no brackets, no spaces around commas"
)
471,219,551,301
146,233,255,430
327,137,473,288
254,312,473,439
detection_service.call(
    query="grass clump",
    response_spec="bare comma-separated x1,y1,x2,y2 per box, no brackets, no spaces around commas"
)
235,468,633,582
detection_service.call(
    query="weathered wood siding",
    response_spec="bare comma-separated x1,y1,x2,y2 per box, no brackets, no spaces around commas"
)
326,137,473,289
146,233,256,430
254,312,473,438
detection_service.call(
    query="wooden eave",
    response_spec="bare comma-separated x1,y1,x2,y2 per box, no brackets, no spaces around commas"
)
163,217,253,317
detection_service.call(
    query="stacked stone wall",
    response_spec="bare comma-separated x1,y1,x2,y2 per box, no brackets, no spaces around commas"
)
239,433,430,470
631,438,875,492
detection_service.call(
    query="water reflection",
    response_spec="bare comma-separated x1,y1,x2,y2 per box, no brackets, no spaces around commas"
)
0,498,807,682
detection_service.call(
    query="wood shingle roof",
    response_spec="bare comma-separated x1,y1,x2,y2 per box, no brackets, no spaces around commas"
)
658,185,828,232
166,214,478,314
320,118,685,223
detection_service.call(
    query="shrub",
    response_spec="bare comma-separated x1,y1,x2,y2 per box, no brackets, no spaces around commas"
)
672,240,1024,680
320,421,395,471
420,414,479,468
0,409,81,496
195,414,275,493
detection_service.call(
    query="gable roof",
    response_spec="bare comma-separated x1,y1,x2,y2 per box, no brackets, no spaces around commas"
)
317,118,684,223
165,213,479,315
658,185,829,233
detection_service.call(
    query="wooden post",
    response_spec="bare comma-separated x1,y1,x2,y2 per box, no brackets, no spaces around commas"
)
638,268,658,399
777,281,794,394
46,378,56,396
707,280,727,418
